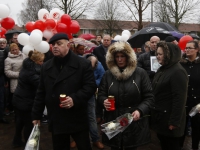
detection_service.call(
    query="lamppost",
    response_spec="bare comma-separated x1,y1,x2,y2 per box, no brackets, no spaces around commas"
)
151,0,153,22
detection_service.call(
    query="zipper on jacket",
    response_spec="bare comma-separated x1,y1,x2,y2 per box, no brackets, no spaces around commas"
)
133,80,140,94
108,82,113,95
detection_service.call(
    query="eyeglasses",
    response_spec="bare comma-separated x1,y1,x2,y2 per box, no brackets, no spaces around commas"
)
185,47,196,50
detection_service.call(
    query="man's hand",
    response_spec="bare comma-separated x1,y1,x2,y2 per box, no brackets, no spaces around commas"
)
32,120,41,126
60,96,74,109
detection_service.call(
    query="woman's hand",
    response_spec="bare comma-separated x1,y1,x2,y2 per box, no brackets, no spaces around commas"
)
104,99,111,111
132,110,140,121
169,125,177,130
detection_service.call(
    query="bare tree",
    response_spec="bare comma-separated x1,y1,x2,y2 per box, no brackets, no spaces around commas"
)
18,0,53,26
154,0,171,23
53,0,96,19
119,0,154,30
94,0,130,36
154,0,199,28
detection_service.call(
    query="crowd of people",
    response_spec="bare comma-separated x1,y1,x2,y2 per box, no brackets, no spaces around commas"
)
0,31,200,150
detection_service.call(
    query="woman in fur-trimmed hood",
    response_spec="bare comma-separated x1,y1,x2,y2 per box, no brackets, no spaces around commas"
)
97,42,154,149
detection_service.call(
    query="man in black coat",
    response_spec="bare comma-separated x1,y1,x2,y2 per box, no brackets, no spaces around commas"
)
32,33,96,150
93,34,112,71
0,38,9,124
137,36,160,82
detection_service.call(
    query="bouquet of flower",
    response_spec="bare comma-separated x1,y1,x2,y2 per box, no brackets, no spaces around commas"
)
25,124,40,150
189,103,200,117
101,113,133,140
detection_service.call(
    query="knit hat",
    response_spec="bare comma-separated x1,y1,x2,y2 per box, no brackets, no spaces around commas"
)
165,36,176,42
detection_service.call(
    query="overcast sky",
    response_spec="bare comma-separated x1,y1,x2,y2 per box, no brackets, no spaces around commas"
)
0,0,198,26
0,0,24,25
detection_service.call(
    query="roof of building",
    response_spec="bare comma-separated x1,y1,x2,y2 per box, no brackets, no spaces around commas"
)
12,19,200,33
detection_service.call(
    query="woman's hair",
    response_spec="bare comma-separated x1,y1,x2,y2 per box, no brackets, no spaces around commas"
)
156,41,171,65
187,40,199,55
10,43,19,50
90,39,99,46
28,50,44,62
75,44,84,49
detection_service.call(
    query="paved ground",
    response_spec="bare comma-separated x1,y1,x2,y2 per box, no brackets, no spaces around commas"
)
0,113,195,150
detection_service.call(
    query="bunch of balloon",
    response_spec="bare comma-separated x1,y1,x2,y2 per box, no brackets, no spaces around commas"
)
25,8,80,41
114,30,131,42
17,29,50,55
178,35,193,52
0,4,15,37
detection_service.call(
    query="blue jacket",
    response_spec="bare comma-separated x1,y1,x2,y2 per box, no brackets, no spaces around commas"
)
94,61,105,87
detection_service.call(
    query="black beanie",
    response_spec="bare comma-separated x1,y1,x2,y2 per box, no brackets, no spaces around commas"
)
165,36,176,42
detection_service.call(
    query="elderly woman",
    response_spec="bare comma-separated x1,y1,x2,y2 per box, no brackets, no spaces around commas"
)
12,50,44,148
151,41,188,150
180,40,200,150
97,41,154,150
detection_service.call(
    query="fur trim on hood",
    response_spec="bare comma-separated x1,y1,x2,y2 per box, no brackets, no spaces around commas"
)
106,42,137,80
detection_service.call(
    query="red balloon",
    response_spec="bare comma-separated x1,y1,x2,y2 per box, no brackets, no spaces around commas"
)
0,27,7,36
34,20,45,31
69,22,80,34
25,22,34,32
71,20,79,25
1,17,15,30
67,33,73,39
44,19,56,29
56,23,68,33
60,14,71,26
178,35,193,51
0,35,5,38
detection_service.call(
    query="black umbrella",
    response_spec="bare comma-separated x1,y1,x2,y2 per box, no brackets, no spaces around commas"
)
189,33,200,40
146,22,178,31
127,27,172,48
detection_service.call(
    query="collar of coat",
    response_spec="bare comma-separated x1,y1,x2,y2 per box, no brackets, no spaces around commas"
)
180,53,200,64
106,42,137,80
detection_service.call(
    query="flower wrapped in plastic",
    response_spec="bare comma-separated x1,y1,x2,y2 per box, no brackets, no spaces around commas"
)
101,113,133,140
25,124,40,150
189,103,200,117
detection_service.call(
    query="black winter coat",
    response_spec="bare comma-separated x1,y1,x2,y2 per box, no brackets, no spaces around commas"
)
151,42,188,137
93,45,108,70
180,55,200,112
32,51,96,134
98,42,154,149
12,58,41,112
137,50,156,81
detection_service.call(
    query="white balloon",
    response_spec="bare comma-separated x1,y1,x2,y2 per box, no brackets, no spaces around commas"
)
22,45,34,55
38,9,49,21
29,32,42,46
49,8,61,20
17,33,30,46
122,30,131,37
114,35,121,41
121,34,130,42
43,30,53,40
34,41,49,53
0,4,10,18
31,29,43,36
